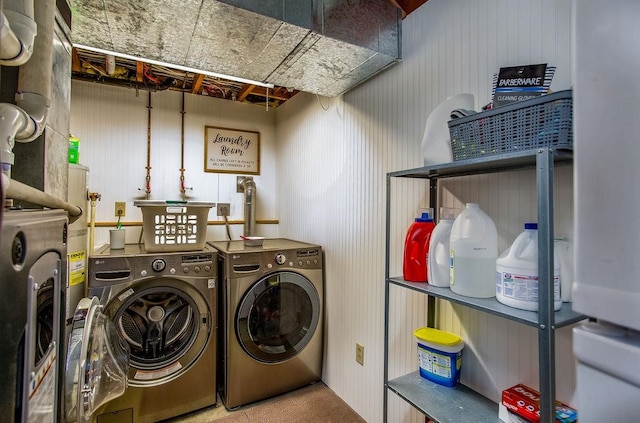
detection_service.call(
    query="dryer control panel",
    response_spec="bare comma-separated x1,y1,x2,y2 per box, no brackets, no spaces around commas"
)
211,238,323,278
264,248,322,271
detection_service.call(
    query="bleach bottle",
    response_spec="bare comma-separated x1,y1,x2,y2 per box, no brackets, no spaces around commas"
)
427,208,456,287
403,209,436,282
496,223,562,311
449,203,498,297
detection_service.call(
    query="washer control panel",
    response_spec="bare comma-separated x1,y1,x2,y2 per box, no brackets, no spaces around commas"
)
274,252,287,265
137,251,215,277
152,258,166,272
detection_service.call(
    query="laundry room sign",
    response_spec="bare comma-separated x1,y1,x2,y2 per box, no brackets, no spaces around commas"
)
205,126,260,175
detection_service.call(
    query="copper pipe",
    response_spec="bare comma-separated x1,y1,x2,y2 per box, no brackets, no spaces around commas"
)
144,92,152,199
179,92,190,199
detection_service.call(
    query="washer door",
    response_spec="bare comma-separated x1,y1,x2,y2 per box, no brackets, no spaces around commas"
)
105,278,211,387
24,251,63,422
65,297,129,423
236,271,320,363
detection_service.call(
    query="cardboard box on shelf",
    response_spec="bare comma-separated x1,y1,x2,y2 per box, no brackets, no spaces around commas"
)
501,384,577,423
499,403,532,423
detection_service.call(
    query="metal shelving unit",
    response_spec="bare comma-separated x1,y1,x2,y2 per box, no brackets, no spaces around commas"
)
383,148,583,423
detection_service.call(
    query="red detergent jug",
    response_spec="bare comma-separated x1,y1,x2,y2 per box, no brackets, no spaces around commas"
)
403,210,436,282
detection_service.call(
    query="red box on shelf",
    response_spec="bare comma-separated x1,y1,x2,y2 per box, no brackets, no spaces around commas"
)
501,384,577,423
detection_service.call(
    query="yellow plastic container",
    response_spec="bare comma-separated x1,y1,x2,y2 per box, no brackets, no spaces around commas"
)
413,327,464,387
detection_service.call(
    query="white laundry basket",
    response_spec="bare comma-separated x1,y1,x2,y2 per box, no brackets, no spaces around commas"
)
134,200,213,252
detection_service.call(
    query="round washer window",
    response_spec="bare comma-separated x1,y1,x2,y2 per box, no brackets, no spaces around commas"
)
236,271,320,363
107,281,211,386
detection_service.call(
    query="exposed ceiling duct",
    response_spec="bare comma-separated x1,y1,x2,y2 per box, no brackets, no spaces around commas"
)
69,0,402,98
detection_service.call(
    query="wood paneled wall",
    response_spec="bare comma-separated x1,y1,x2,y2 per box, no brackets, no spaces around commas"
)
275,1,574,422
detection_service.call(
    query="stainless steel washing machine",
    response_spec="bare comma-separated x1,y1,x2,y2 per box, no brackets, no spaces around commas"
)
210,238,324,409
87,243,218,422
0,209,68,422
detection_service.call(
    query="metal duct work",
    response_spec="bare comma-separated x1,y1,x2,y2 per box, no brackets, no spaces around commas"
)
69,0,401,97
238,176,256,237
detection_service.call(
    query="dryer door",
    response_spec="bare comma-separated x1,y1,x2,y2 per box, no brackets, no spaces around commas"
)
65,297,129,423
236,271,320,363
104,279,212,387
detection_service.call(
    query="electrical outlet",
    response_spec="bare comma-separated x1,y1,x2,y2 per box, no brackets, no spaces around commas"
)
356,343,364,366
115,202,126,217
217,203,230,217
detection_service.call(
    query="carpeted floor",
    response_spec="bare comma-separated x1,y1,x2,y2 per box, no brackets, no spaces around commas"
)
164,382,366,423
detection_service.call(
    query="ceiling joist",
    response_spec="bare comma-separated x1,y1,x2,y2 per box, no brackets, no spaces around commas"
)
192,74,205,94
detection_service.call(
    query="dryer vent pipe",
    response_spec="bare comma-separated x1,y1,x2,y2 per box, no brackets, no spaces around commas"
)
238,177,256,237
0,0,53,178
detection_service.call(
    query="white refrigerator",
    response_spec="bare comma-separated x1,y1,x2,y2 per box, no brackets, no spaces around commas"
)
572,0,640,421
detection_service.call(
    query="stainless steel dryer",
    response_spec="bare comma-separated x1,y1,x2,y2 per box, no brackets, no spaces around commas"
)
210,238,324,409
87,243,218,422
0,210,68,422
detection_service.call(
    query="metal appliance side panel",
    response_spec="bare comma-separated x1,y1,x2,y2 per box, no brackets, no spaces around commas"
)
66,164,89,344
574,324,640,423
572,0,640,331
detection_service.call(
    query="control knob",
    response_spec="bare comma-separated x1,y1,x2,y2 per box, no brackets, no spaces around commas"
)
151,258,166,272
275,252,287,265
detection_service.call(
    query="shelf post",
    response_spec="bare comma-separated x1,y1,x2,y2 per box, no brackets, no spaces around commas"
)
428,177,438,327
537,148,556,423
383,173,392,423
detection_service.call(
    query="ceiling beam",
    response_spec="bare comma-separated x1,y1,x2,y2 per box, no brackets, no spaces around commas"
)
192,73,205,94
71,48,82,72
388,0,428,18
136,61,144,83
72,47,299,107
250,86,297,101
237,84,255,102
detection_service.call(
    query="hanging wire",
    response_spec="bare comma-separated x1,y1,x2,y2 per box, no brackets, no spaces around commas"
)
223,215,232,241
316,94,329,110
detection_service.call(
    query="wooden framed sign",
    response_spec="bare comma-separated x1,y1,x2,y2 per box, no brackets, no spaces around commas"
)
204,126,260,174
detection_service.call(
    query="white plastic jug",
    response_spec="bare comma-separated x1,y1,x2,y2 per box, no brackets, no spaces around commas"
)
421,94,474,166
496,223,562,311
554,238,574,302
427,209,456,288
449,203,498,298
